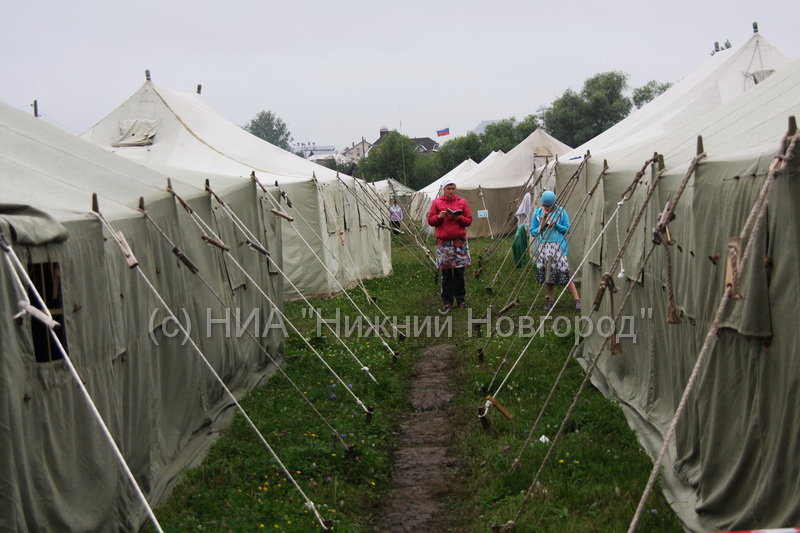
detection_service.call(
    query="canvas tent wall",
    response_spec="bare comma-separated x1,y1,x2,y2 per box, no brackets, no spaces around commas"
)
80,80,391,298
455,129,572,239
0,101,284,532
572,59,800,531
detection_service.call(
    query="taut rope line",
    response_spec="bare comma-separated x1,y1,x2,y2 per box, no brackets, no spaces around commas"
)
91,207,334,530
169,191,373,414
200,183,379,384
250,175,399,358
139,202,354,448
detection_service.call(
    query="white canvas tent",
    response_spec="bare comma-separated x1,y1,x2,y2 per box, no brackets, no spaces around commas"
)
572,59,800,531
80,79,392,298
0,100,285,531
455,129,572,239
569,31,793,158
538,30,794,275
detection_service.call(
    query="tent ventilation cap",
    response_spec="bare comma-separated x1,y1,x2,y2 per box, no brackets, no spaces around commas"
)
753,22,758,33
145,69,151,81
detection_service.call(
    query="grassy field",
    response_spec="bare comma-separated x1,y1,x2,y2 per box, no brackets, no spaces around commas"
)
148,234,683,532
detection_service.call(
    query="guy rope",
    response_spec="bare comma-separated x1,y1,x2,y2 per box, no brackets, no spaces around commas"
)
138,198,356,449
91,198,335,530
251,173,401,361
166,185,375,418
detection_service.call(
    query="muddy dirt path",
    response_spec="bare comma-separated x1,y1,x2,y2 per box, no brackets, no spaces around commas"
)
370,345,459,533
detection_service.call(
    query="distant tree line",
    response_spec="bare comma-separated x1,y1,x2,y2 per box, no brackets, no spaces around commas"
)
243,71,671,190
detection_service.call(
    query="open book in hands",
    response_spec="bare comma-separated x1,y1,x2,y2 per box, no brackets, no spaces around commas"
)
446,208,463,216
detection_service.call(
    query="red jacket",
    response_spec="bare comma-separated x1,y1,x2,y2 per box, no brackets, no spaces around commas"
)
427,194,472,240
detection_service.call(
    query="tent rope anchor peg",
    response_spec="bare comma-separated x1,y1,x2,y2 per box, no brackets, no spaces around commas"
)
270,208,294,222
498,298,520,316
490,520,516,532
662,241,682,324
92,194,139,268
477,347,484,363
486,395,513,420
246,239,270,256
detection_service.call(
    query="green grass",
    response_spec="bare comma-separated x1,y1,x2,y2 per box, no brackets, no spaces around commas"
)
148,234,683,532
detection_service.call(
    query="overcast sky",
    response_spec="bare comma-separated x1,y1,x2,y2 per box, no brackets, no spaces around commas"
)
2,1,798,152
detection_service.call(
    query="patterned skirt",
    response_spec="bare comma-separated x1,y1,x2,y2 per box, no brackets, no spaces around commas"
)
536,242,572,285
436,238,472,269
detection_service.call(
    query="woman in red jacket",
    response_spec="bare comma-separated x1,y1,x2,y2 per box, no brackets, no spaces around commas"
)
427,179,473,311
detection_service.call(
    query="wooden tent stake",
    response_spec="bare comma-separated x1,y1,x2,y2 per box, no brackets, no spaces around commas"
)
486,395,513,420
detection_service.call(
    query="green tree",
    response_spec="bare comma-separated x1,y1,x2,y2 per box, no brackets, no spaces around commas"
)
545,71,632,148
242,110,293,151
434,132,482,176
632,80,673,109
413,154,441,191
479,119,519,158
357,131,419,187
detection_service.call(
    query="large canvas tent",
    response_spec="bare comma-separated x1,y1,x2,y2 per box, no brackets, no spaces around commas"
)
570,31,793,157
0,101,286,531
455,129,572,239
80,79,392,298
572,58,800,531
539,30,794,275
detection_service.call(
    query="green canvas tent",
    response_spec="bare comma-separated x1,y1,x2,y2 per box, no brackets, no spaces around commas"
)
572,58,800,531
0,100,284,531
80,79,392,299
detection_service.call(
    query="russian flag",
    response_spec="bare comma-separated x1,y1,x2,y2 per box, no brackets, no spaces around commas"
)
436,127,450,137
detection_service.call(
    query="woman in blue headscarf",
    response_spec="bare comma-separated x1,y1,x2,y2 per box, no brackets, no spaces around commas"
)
531,190,581,310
